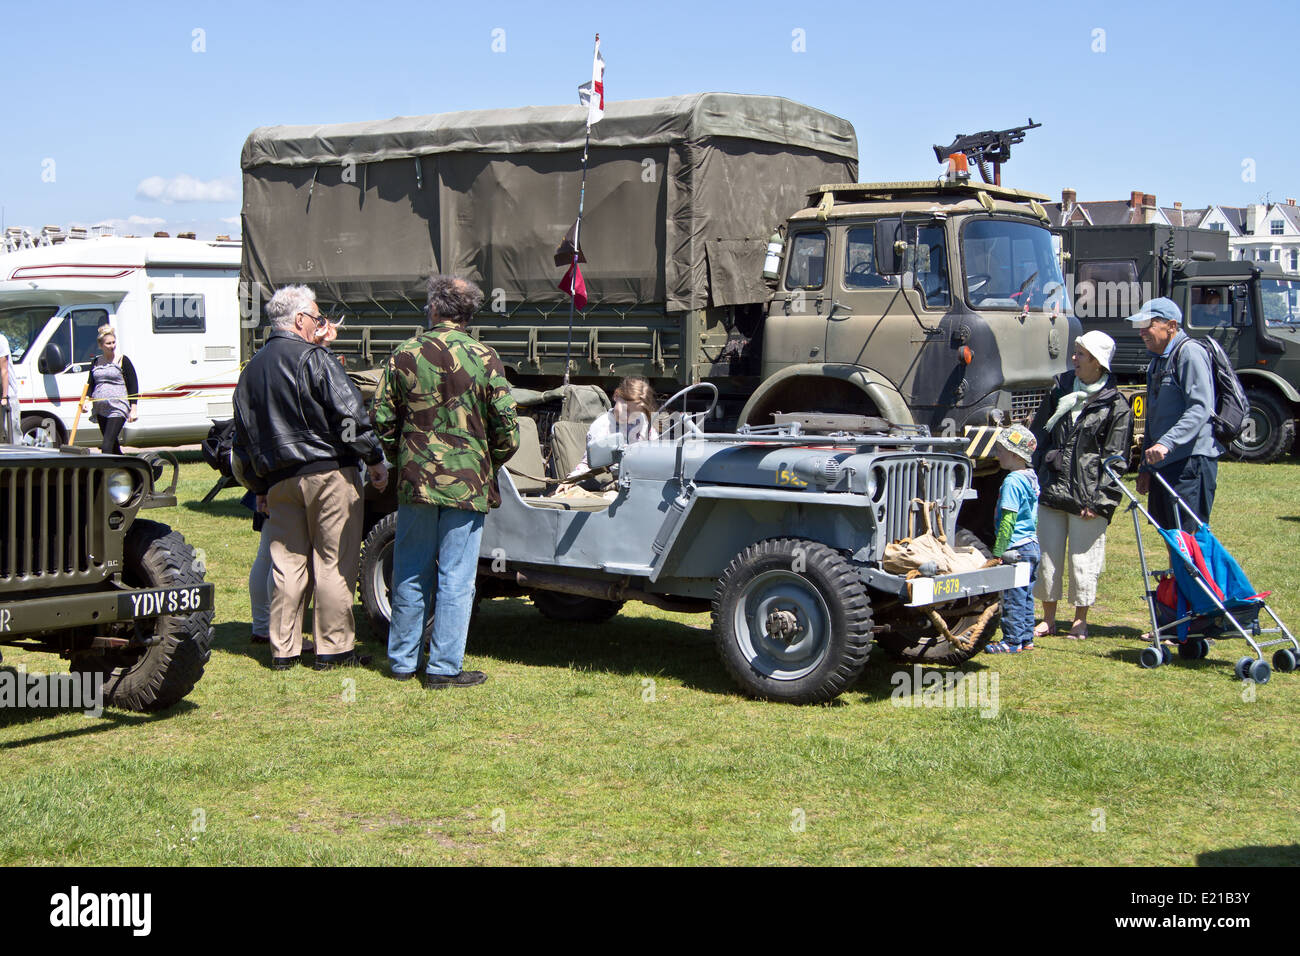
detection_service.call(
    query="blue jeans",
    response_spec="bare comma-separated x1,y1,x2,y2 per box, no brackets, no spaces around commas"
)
388,503,485,676
1000,539,1041,646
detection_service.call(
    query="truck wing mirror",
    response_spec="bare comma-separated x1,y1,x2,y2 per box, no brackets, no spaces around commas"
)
38,341,67,375
874,218,908,276
1232,285,1250,327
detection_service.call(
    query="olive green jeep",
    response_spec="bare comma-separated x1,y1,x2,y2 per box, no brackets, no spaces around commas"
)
0,445,214,711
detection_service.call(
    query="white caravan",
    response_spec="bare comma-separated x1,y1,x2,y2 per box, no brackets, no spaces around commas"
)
0,234,240,447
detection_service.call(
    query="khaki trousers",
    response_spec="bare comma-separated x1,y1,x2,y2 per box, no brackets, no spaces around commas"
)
267,469,362,658
1034,505,1109,607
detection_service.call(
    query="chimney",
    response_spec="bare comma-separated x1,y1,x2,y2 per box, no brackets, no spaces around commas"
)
153,231,170,238
1142,194,1157,223
1174,201,1183,209
178,231,196,240
1288,198,1296,206
1062,188,1077,207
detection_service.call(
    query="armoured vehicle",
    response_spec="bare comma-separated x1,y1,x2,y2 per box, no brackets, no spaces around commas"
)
357,385,1026,703
239,95,1075,484
0,445,214,711
1059,223,1300,462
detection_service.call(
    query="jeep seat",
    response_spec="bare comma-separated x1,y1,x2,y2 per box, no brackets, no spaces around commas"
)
503,416,547,494
550,420,589,480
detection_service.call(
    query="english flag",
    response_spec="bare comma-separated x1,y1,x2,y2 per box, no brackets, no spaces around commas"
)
558,261,588,310
577,35,605,127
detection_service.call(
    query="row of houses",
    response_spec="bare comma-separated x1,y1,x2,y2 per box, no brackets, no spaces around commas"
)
1042,189,1300,271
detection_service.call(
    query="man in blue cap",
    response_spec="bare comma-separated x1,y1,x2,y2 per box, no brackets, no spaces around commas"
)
1128,297,1221,527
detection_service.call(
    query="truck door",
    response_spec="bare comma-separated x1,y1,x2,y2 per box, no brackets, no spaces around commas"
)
36,305,112,440
764,229,832,374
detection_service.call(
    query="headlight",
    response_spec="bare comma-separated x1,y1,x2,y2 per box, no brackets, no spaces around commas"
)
107,469,136,505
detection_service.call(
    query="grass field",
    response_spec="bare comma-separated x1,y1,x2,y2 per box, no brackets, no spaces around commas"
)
2,455,1298,866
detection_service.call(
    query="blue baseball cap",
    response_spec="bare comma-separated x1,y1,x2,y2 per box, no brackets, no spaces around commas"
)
1127,297,1182,329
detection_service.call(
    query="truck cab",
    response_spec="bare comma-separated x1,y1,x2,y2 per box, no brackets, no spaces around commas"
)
747,181,1080,446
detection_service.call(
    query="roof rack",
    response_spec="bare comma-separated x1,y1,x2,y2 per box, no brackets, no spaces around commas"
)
807,181,1050,205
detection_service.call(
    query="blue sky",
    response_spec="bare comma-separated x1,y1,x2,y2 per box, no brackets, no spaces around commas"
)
1,0,1294,238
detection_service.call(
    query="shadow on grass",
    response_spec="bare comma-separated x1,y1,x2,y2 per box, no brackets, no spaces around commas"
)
182,498,250,519
1199,844,1300,865
1280,516,1300,523
210,620,386,674
1102,644,1240,674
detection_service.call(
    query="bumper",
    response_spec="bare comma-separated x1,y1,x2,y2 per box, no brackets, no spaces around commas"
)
863,562,1029,607
0,583,214,639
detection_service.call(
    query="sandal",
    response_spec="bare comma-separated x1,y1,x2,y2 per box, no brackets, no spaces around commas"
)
984,641,1023,654
1033,621,1056,638
1065,627,1088,640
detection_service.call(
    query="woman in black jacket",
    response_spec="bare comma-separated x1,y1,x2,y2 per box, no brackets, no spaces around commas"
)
82,324,139,454
1029,331,1134,640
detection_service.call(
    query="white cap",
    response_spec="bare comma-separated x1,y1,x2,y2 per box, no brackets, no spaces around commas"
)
1074,330,1115,371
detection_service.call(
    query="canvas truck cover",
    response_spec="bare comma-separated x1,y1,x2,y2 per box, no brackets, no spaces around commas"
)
240,93,857,312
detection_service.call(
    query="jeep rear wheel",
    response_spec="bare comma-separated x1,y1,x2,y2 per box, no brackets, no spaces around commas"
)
72,519,213,712
1229,388,1295,463
713,538,872,703
358,511,468,644
20,414,63,448
875,605,998,666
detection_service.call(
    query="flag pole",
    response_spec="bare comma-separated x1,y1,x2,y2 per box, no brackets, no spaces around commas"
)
564,33,599,387
563,122,590,387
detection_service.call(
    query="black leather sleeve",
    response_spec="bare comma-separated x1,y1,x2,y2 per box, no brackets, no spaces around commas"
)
308,347,384,466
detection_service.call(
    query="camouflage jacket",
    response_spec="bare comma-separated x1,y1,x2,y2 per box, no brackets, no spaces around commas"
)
374,321,519,511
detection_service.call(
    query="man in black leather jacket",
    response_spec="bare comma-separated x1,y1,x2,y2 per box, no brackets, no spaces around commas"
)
233,285,388,671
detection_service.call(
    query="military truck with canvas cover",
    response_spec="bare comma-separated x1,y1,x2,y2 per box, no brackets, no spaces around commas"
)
239,94,1075,464
1059,223,1300,462
0,446,214,711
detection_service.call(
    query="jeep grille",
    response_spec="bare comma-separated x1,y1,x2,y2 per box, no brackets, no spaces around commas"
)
873,457,966,555
0,465,108,585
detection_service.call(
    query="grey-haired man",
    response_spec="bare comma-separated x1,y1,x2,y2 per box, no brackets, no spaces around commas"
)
1129,297,1221,528
233,285,388,670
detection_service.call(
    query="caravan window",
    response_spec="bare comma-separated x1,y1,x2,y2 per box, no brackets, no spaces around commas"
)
152,293,206,333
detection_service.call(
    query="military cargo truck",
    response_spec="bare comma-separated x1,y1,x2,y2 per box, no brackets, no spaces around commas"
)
239,94,1076,463
0,447,214,711
1059,223,1300,462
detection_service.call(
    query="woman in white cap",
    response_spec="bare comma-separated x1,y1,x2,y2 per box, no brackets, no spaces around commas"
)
1028,330,1134,639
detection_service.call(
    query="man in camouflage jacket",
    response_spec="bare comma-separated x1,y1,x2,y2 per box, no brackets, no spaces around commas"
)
373,275,519,688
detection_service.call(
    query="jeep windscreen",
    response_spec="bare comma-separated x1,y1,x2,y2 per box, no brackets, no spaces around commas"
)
0,304,60,362
961,218,1067,313
1258,278,1300,326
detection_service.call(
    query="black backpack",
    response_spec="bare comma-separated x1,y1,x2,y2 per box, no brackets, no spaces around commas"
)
201,418,237,478
1168,336,1249,446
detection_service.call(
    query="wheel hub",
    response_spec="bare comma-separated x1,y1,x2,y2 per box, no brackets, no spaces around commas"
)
766,609,802,642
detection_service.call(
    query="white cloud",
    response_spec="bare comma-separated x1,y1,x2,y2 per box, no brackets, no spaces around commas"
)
220,215,240,224
136,174,237,204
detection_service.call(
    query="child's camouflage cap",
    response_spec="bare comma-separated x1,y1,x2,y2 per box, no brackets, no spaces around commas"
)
996,424,1037,463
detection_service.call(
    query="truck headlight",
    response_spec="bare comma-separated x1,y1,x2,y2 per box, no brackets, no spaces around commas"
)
107,469,136,505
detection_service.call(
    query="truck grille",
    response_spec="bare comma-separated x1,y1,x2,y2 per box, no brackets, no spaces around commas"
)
0,466,107,583
1009,389,1047,424
874,456,967,553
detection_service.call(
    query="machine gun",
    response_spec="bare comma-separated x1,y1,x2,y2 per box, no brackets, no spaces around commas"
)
932,119,1041,186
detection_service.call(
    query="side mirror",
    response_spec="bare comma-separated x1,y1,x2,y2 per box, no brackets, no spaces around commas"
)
1232,285,1250,327
874,218,907,276
38,341,67,374
587,432,626,470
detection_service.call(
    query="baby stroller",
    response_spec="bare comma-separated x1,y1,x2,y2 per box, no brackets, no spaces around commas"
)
1103,456,1299,684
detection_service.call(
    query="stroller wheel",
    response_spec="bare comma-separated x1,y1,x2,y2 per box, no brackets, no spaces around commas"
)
1248,659,1272,685
1273,648,1298,673
1235,656,1255,681
1140,646,1163,669
1161,645,1172,665
1177,637,1207,660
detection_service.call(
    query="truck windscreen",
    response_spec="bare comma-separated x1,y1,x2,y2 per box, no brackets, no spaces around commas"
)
1259,278,1300,326
961,219,1067,313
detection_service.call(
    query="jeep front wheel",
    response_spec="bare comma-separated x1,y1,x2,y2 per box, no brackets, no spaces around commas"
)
712,538,873,703
72,520,214,712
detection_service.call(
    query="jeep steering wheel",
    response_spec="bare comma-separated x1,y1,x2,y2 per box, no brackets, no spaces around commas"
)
655,382,719,438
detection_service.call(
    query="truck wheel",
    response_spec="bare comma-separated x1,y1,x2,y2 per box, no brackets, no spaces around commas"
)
875,606,996,666
72,520,214,712
1230,389,1295,463
20,414,63,447
531,590,624,622
713,538,872,703
358,511,468,644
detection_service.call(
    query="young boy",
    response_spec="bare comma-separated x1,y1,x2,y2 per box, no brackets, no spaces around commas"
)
986,424,1041,653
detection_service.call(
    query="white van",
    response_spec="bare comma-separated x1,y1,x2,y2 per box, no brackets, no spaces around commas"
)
0,234,240,447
